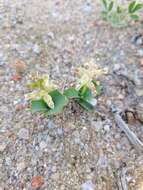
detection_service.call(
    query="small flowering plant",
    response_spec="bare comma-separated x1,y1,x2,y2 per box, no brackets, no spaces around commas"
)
100,0,143,27
26,61,107,116
26,74,68,115
64,61,104,111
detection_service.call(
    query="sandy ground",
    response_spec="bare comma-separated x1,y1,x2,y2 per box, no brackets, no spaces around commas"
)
0,0,143,189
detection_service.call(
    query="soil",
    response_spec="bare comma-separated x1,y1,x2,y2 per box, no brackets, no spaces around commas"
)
0,0,143,189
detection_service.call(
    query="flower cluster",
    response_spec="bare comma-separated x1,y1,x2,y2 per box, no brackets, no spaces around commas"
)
25,75,56,109
26,61,107,116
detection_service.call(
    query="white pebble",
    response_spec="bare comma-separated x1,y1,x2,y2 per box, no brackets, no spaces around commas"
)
81,180,94,190
18,128,29,140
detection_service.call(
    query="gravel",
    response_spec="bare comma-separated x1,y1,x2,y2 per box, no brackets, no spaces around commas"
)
0,0,143,189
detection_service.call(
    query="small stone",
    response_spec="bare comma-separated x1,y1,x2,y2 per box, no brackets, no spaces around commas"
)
40,141,47,150
51,172,60,180
48,120,55,129
90,98,97,107
103,124,110,132
140,59,143,66
47,32,55,40
31,176,44,188
33,44,41,54
81,180,94,190
137,49,143,57
136,103,143,122
126,111,136,125
18,128,29,140
0,53,5,66
5,157,11,166
132,34,143,45
135,37,143,45
57,128,64,136
92,121,103,132
0,142,7,152
14,60,26,74
11,74,22,81
17,161,26,171
15,104,24,111
135,88,143,97
97,155,108,168
81,3,92,13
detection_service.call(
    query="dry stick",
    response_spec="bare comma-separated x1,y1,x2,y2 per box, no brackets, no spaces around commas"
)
117,168,128,190
114,112,143,153
108,103,143,152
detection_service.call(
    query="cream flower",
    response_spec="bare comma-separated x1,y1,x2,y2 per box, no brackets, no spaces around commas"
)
75,60,107,89
26,74,56,109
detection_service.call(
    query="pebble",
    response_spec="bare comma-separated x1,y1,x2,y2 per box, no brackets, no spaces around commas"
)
33,44,41,54
135,88,143,97
90,98,97,107
81,3,92,13
0,142,7,152
51,172,60,180
140,58,143,66
17,161,26,171
126,111,135,125
0,53,5,66
81,180,94,190
137,49,143,57
97,155,108,168
136,103,143,122
18,128,29,140
132,34,143,46
113,64,121,71
92,121,103,132
47,32,55,40
39,141,47,150
57,128,64,136
103,124,111,132
136,38,143,45
5,157,11,166
48,120,55,129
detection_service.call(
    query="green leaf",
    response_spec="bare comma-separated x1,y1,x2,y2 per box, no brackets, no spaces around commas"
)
108,1,114,12
128,1,136,13
64,87,79,99
79,85,92,100
31,99,49,113
31,90,68,116
47,90,68,115
128,1,142,13
117,6,122,13
76,98,94,111
102,0,107,9
92,80,102,96
132,3,143,13
101,11,108,20
130,14,139,21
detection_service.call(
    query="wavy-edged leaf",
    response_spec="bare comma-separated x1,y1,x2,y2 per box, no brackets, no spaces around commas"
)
108,1,114,12
132,3,143,13
79,85,92,100
31,99,49,113
64,87,79,99
117,6,122,13
128,1,136,13
76,98,94,111
128,1,142,13
31,90,68,115
92,79,102,96
130,14,139,20
47,90,68,115
102,0,107,9
43,94,54,109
